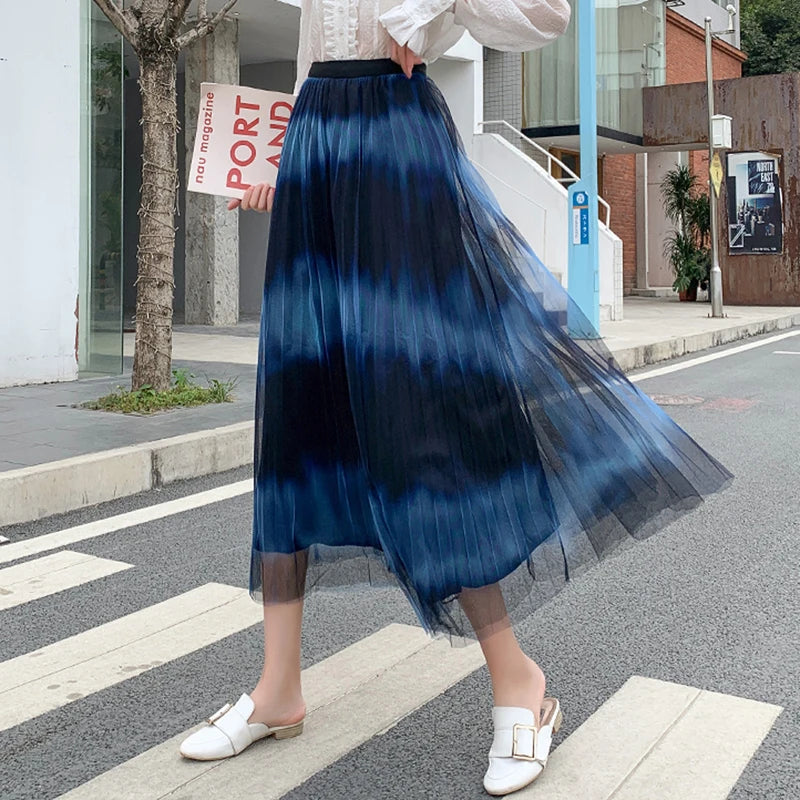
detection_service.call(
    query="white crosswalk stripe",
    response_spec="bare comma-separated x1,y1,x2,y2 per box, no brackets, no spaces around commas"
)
0,583,262,732
57,622,477,800
0,550,131,610
520,676,782,799
0,525,785,799
0,480,251,567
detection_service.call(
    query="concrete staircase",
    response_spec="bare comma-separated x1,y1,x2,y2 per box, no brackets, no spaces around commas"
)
471,122,623,321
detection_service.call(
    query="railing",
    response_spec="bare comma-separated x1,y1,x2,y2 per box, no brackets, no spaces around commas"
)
476,119,612,227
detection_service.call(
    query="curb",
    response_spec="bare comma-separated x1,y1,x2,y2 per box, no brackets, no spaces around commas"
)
2,315,798,529
0,421,254,528
610,311,800,372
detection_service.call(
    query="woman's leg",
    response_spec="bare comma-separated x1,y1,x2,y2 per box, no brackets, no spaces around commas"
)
247,554,308,727
460,584,547,727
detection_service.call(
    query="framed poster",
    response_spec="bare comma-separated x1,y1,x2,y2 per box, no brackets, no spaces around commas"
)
725,152,783,255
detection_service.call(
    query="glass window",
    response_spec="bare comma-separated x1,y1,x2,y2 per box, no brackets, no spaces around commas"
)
523,0,666,138
78,0,124,377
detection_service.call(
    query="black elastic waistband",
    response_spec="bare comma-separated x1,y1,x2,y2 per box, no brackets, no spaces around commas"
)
308,58,427,78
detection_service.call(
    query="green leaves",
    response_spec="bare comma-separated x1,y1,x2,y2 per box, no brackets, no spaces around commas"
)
741,0,800,76
660,164,697,233
663,232,708,293
660,164,711,292
81,371,237,414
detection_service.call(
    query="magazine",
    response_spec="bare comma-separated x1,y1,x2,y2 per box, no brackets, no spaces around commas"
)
187,82,296,199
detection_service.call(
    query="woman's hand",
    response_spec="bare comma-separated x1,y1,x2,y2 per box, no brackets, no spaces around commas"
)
227,182,275,213
390,38,423,79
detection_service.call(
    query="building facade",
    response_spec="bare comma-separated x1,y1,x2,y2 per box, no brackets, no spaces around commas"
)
2,0,486,387
645,72,800,304
1,2,124,386
3,0,767,388
509,0,746,295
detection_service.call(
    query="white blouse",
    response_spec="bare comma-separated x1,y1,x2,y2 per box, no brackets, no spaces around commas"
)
293,0,571,93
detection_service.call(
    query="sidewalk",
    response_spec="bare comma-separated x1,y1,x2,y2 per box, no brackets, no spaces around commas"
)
1,297,798,526
602,297,800,371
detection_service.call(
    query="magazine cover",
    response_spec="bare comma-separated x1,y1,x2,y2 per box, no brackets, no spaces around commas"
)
187,82,296,199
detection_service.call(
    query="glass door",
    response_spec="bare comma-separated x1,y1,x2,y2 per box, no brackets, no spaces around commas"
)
78,0,124,377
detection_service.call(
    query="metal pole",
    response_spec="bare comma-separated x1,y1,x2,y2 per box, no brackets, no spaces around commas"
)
567,0,600,337
705,16,724,317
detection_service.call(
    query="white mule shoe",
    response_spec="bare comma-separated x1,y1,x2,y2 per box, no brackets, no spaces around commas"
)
179,693,304,761
483,697,562,796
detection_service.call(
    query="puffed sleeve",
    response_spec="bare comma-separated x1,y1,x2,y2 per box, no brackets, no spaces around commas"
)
379,0,570,57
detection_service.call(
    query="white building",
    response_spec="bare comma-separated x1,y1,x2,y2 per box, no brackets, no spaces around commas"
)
1,0,485,387
4,0,735,387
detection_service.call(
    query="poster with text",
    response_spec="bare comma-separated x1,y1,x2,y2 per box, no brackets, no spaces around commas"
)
725,151,783,255
187,82,295,200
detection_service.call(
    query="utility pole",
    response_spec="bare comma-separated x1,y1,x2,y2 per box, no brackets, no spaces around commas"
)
705,5,737,319
567,0,600,338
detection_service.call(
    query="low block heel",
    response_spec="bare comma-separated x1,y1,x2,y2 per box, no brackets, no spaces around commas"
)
273,720,304,740
553,708,563,733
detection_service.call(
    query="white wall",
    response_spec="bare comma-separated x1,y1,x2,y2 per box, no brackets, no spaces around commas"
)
471,133,623,320
426,34,484,156
676,0,740,48
0,2,83,386
644,151,685,288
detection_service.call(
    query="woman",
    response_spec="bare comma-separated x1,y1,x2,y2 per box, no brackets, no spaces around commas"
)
179,1,732,795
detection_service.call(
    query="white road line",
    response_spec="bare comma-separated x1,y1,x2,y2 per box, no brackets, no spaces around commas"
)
0,550,131,611
56,662,783,800
58,623,453,800
773,350,800,355
610,685,782,799
630,329,800,382
521,676,782,799
0,480,251,567
0,583,262,732
171,636,484,799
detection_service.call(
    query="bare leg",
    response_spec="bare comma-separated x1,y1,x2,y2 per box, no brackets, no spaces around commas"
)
247,555,307,727
460,584,547,727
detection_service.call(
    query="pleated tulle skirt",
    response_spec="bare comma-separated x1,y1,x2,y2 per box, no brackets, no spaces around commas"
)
250,59,732,641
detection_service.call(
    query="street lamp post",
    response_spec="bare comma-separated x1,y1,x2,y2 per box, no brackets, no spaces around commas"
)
704,6,737,318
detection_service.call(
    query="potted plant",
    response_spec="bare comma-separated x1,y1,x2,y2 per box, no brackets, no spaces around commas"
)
665,232,704,301
660,165,711,301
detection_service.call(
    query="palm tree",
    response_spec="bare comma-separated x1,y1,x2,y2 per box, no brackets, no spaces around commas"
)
660,164,711,298
93,0,238,390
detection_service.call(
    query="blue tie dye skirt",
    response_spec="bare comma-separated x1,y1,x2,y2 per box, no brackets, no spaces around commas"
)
250,58,732,640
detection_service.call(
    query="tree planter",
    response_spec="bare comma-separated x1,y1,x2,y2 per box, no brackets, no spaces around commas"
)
678,286,698,302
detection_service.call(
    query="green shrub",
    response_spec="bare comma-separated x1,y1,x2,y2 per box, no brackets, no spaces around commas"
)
82,370,237,414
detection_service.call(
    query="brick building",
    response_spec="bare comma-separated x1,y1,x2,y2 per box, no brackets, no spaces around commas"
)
486,0,747,295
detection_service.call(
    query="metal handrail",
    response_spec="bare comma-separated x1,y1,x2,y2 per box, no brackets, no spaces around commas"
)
476,119,612,227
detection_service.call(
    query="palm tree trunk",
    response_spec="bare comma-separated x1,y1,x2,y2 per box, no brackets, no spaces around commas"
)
132,53,178,391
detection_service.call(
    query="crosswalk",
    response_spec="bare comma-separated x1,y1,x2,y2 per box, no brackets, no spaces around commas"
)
0,489,785,800
0,584,262,732
0,550,131,611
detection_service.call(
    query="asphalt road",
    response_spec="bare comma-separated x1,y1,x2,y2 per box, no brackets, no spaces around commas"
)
1,331,799,800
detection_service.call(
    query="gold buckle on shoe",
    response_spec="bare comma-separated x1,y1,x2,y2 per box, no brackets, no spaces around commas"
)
206,702,232,725
511,723,539,761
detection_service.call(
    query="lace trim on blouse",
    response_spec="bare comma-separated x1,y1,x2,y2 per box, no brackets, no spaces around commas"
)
322,0,360,60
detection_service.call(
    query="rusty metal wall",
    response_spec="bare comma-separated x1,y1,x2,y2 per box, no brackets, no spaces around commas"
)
643,73,800,305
